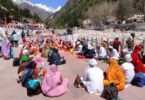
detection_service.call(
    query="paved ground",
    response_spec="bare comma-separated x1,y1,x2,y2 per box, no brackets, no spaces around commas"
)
0,47,145,100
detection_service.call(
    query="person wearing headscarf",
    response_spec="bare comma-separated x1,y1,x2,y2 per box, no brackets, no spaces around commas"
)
49,48,65,65
20,49,29,63
104,58,125,91
1,32,11,59
41,64,68,97
80,59,104,94
121,54,135,84
131,45,145,73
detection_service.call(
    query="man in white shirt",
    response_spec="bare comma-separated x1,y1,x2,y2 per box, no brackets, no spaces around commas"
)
80,59,104,94
95,44,107,60
121,54,135,84
108,46,119,60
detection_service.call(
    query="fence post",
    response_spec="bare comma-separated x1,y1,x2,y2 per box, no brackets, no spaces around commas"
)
96,37,98,47
91,37,93,46
101,37,103,43
143,39,145,55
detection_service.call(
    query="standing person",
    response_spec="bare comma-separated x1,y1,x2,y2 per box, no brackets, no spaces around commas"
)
1,32,11,59
113,38,121,51
126,33,135,51
26,30,30,37
21,30,26,44
0,35,3,56
12,30,19,47
9,34,13,47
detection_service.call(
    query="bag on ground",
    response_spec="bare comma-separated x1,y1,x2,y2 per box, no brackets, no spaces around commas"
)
101,83,118,100
13,58,20,66
131,72,145,87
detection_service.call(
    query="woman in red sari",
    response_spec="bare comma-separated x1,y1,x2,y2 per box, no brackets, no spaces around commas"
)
131,45,145,73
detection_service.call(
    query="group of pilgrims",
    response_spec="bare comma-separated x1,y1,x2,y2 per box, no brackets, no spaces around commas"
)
0,28,145,98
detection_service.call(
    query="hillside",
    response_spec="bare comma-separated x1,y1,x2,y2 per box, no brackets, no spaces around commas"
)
16,1,52,20
46,0,145,28
0,0,41,23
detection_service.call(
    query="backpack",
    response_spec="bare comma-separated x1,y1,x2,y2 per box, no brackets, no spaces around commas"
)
13,58,20,66
101,83,118,100
26,78,42,96
131,72,145,87
26,78,42,90
20,68,34,87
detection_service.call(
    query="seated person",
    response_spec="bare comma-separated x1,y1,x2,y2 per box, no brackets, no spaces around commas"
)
107,46,119,60
85,47,96,59
95,44,107,60
132,45,145,73
78,59,104,94
20,49,29,63
49,48,66,65
104,58,125,91
76,41,83,54
121,54,135,85
41,64,68,97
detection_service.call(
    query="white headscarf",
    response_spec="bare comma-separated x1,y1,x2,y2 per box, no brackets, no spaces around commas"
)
125,54,132,62
89,59,98,67
22,49,29,55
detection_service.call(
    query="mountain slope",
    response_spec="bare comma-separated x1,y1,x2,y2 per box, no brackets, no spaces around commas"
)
17,2,52,20
0,0,41,23
46,0,143,28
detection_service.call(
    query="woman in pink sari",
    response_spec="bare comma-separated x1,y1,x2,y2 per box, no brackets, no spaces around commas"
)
41,64,68,97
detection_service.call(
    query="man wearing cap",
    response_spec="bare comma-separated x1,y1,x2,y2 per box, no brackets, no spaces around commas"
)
80,59,104,94
107,46,120,60
121,54,135,84
95,44,107,60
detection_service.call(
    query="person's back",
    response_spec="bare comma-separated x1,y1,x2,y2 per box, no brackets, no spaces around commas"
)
41,64,68,97
113,38,121,51
12,33,19,41
121,62,135,84
85,67,104,93
126,38,134,50
50,49,61,65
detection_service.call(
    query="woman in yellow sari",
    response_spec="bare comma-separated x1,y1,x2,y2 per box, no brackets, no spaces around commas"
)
104,58,125,91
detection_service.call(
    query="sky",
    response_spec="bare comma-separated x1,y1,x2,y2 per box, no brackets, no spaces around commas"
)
30,0,67,9
13,0,67,12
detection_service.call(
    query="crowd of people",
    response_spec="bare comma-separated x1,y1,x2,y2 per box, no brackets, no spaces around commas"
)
0,28,145,99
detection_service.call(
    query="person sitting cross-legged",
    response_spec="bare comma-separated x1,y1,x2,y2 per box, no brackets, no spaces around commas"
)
75,59,104,94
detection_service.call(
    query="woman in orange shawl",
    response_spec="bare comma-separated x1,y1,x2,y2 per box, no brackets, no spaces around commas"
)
104,58,125,91
33,45,39,56
131,45,145,73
